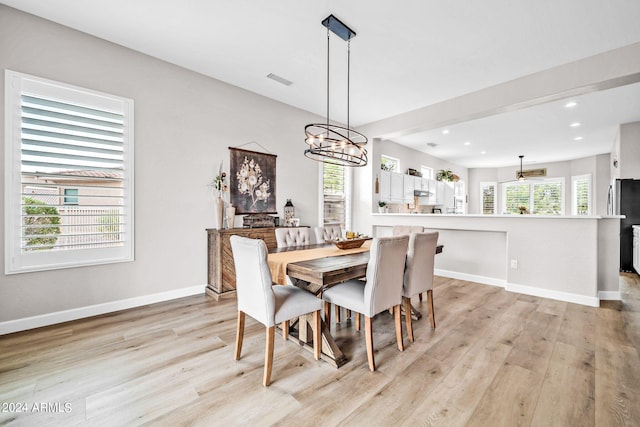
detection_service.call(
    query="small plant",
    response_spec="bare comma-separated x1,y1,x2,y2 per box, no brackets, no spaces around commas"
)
436,169,455,182
378,201,387,207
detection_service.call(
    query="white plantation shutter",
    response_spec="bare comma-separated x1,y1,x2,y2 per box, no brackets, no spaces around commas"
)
5,71,134,273
572,174,591,215
322,162,351,230
480,182,496,214
502,178,564,215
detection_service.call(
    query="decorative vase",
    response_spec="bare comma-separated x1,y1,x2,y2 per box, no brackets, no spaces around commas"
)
214,195,224,229
225,205,236,229
284,199,295,226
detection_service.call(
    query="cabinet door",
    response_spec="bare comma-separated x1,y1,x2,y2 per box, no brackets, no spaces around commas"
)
390,172,404,203
403,175,415,203
379,171,391,202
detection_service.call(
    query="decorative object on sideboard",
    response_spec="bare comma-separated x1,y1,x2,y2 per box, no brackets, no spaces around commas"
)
378,200,387,213
225,205,236,229
303,14,368,167
242,213,276,228
284,199,295,226
211,161,229,230
230,147,277,214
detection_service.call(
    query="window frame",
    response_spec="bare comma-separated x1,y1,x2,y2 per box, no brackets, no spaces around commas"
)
479,181,497,215
501,177,565,215
420,166,434,180
4,70,134,274
571,174,592,215
320,162,351,231
380,155,399,173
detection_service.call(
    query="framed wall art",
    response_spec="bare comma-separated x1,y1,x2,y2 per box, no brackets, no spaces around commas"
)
229,147,277,214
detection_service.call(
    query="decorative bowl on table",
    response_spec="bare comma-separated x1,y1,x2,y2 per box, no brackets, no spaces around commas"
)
333,236,371,250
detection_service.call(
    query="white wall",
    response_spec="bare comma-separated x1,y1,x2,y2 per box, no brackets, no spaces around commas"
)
0,6,324,326
619,121,640,179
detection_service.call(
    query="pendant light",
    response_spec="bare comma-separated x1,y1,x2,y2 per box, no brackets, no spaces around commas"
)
304,14,368,167
517,155,526,181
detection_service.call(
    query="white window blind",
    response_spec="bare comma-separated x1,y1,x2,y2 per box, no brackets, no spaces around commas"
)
572,174,591,215
322,162,351,230
5,71,134,274
480,182,497,214
502,178,564,215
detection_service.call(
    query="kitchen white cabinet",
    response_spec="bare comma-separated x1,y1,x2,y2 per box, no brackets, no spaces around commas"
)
379,170,391,202
390,172,404,203
403,176,416,203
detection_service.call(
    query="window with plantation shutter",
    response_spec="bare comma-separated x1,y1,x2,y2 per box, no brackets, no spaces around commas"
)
572,174,591,215
501,178,564,215
5,71,134,274
322,162,351,230
480,182,496,214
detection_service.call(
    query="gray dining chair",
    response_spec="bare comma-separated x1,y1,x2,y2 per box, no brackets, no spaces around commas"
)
230,235,322,386
402,232,439,342
275,227,310,248
313,225,343,243
321,235,409,371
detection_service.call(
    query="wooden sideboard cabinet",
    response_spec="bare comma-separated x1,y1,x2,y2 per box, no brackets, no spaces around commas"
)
206,227,278,300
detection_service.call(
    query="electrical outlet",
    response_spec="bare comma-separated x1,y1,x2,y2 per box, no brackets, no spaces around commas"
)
510,259,518,269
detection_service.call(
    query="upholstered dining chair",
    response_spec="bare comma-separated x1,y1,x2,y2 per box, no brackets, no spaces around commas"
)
321,235,409,371
275,227,310,248
402,232,439,342
230,236,322,386
313,225,343,243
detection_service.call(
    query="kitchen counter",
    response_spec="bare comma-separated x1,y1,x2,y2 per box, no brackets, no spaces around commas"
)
367,213,621,306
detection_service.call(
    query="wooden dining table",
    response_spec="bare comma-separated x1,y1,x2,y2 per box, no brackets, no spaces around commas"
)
267,240,443,368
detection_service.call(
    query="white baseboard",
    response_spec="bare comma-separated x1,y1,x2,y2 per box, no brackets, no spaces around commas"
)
598,290,621,301
436,269,602,307
435,269,506,288
0,285,206,335
506,282,600,307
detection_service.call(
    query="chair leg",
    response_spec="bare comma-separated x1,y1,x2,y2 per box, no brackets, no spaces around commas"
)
313,310,321,360
282,320,289,340
324,301,331,326
355,312,361,331
427,290,436,328
335,305,341,323
419,292,423,302
365,316,375,371
234,311,245,360
403,297,414,342
394,305,404,351
346,309,352,319
263,326,275,387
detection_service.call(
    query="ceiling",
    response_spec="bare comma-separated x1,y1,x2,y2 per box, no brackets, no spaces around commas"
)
4,0,640,168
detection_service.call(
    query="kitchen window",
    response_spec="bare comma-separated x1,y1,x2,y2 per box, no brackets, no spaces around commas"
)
480,182,497,214
4,71,134,274
381,155,399,172
421,166,434,180
502,178,565,215
571,174,591,215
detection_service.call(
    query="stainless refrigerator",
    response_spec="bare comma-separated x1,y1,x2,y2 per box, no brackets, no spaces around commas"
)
615,179,640,272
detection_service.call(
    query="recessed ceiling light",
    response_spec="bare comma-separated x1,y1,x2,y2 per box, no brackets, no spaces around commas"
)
570,122,581,127
574,136,584,141
442,129,449,135
480,150,487,154
464,141,471,146
564,101,577,108
426,142,437,147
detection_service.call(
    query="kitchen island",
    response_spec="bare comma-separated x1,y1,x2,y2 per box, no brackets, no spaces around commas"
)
369,213,622,306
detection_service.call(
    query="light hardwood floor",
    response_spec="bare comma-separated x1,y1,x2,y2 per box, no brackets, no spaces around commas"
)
1,274,639,426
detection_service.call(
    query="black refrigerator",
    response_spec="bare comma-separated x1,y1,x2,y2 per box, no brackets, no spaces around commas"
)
615,179,640,272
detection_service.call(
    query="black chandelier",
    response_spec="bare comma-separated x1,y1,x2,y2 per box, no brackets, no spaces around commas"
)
304,14,368,167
